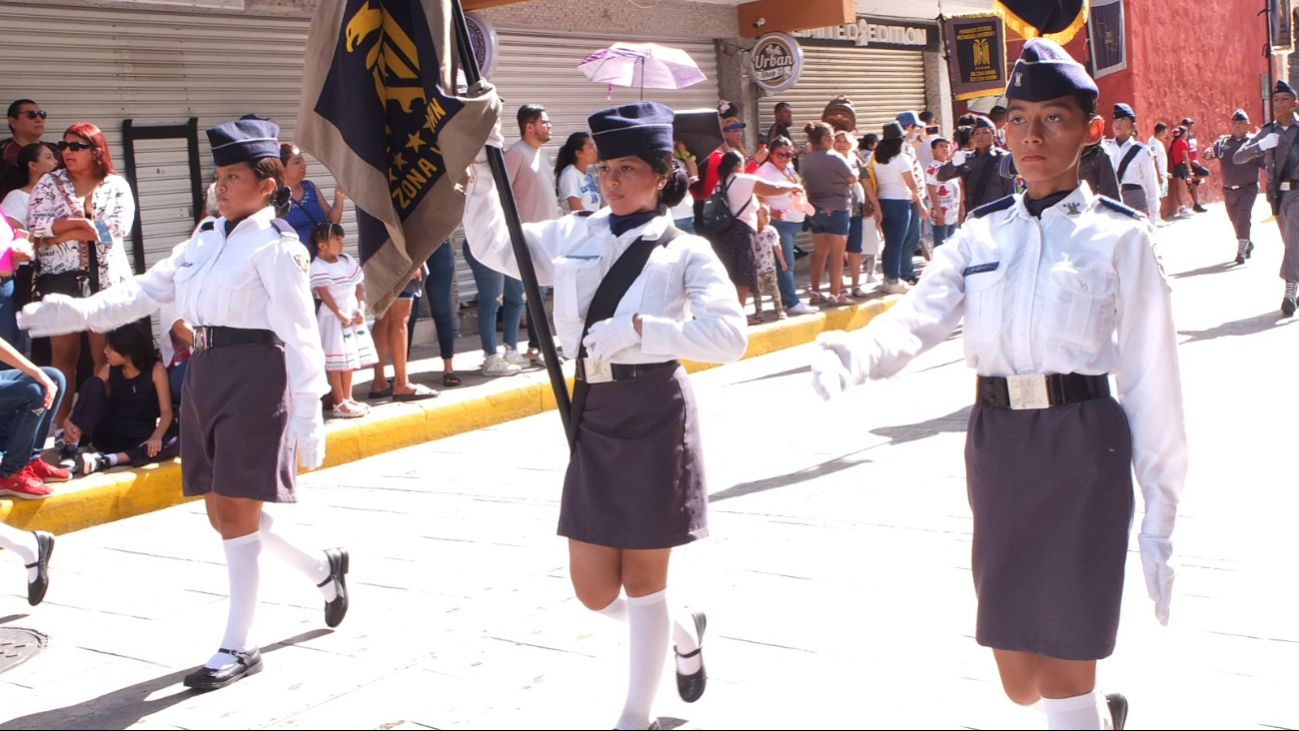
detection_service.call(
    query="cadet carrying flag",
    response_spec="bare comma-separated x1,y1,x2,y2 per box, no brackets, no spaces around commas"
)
297,0,501,316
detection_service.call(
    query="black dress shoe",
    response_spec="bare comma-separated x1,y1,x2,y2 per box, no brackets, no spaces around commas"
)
26,530,54,606
183,647,263,691
675,609,707,703
320,547,349,628
1105,692,1128,731
1282,297,1297,318
1247,241,1255,258
1193,205,1208,213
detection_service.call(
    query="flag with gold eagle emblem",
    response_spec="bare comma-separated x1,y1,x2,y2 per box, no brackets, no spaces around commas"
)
297,0,501,316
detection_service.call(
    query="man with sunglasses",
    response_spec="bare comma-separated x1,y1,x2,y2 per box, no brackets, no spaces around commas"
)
0,101,57,197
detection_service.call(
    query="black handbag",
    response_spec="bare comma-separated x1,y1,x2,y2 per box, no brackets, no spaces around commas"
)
34,269,87,299
698,176,751,236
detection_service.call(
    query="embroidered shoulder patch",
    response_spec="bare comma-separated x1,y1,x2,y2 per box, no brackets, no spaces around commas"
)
963,262,1000,276
291,247,310,274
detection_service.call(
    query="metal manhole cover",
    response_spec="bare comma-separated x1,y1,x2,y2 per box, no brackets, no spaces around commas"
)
0,628,47,674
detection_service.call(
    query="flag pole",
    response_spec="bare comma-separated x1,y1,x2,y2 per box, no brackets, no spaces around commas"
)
450,0,575,446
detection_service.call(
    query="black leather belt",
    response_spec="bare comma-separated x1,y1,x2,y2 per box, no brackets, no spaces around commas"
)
1121,184,1143,191
192,326,282,352
1224,183,1257,190
576,358,678,384
976,373,1110,410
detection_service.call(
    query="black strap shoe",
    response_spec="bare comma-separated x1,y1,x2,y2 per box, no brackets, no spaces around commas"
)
25,530,54,606
1106,692,1128,731
320,547,349,628
183,647,263,691
674,609,707,703
1282,297,1297,318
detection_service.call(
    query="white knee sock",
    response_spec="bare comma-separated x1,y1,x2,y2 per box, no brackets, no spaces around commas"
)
258,511,334,600
616,589,670,731
0,523,38,582
597,594,701,676
208,531,262,669
1041,691,1105,730
598,595,629,622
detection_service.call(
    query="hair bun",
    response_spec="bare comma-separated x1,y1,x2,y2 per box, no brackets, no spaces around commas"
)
270,185,292,209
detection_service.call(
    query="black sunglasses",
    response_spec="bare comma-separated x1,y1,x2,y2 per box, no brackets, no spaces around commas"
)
57,141,94,152
18,110,46,120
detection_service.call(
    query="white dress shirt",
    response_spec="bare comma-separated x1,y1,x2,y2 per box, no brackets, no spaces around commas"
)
1104,137,1161,206
22,207,327,403
854,184,1187,539
463,161,747,365
1146,134,1169,182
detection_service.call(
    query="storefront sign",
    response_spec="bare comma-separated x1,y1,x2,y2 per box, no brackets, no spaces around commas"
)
944,14,1006,101
751,33,802,93
791,16,939,52
464,12,499,78
1088,0,1127,78
1270,0,1294,53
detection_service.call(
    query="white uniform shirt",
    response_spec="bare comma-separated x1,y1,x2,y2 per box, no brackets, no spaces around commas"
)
856,184,1187,538
1104,137,1161,206
49,207,327,402
1146,134,1169,182
463,161,747,365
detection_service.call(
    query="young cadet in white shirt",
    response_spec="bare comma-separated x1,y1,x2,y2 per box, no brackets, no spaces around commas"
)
465,102,746,731
810,38,1186,731
1103,103,1160,215
19,117,349,692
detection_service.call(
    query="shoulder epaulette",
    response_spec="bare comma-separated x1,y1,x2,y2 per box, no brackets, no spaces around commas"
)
270,218,298,238
199,220,215,232
1098,196,1141,219
575,210,596,217
970,195,1015,219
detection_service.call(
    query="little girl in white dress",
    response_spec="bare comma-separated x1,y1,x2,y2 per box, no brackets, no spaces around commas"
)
308,224,377,419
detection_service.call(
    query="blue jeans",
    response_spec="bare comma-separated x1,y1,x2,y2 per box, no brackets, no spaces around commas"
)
168,359,188,405
879,199,913,282
407,242,457,358
902,203,922,279
0,366,65,477
673,217,697,234
846,214,864,254
933,222,957,249
771,219,804,308
462,241,521,354
0,278,24,357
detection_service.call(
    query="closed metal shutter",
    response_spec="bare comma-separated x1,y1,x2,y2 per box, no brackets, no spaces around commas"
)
757,47,927,141
453,30,721,304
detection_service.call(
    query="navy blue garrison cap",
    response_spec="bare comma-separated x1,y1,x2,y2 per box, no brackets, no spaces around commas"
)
207,117,281,167
971,114,996,130
1113,103,1136,120
1231,109,1249,122
1005,37,1098,102
1274,79,1297,99
589,102,675,160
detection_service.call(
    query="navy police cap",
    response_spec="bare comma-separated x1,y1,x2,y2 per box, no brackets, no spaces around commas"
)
588,102,675,160
207,117,281,167
1231,108,1249,122
1005,37,1098,103
1113,103,1136,120
1274,79,1297,99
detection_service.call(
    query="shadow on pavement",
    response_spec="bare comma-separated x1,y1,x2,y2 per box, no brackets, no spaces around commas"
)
1178,311,1297,344
0,629,332,731
710,449,873,503
1171,261,1239,279
870,405,972,447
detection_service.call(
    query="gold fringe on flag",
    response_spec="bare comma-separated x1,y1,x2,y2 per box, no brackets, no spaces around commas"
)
994,0,1090,44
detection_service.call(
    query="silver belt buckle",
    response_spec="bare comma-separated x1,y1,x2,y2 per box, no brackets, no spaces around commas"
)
581,357,613,384
193,327,209,352
1006,374,1050,410
1283,182,1293,192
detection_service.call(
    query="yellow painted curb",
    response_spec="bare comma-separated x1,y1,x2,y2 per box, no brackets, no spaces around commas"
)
2,297,897,535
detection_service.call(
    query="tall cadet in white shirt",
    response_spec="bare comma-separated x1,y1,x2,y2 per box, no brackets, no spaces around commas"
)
465,102,747,730
810,39,1186,730
19,118,349,691
1104,104,1160,215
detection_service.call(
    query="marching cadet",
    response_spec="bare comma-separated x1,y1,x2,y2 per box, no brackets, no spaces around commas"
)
936,114,1016,210
1104,104,1160,215
1234,80,1299,316
1203,109,1264,264
18,117,350,690
464,102,747,730
810,38,1186,730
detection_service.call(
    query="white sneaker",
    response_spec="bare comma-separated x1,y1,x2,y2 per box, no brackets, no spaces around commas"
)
882,280,911,295
786,302,818,316
482,354,522,377
503,348,529,367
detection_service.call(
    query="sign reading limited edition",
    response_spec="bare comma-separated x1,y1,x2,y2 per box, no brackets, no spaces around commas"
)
751,33,803,93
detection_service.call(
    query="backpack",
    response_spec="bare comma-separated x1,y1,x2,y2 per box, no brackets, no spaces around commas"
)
698,175,750,235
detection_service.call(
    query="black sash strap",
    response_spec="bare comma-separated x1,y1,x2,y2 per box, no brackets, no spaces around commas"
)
568,225,680,452
1116,143,1143,185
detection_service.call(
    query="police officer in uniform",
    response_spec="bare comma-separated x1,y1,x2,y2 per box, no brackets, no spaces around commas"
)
1104,104,1160,215
936,115,1016,210
1204,109,1264,264
811,38,1186,730
1234,80,1299,316
19,117,349,690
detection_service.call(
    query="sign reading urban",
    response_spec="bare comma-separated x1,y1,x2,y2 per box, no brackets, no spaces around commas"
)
751,33,803,93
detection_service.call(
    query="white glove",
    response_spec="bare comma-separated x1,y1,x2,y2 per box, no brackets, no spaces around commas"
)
809,330,872,400
582,314,640,362
950,149,969,167
809,349,851,400
1259,133,1281,151
17,295,89,337
289,396,325,471
1138,533,1174,626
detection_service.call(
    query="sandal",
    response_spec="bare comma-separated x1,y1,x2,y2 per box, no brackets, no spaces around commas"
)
332,401,368,419
393,383,439,402
442,372,462,387
808,291,828,305
851,287,871,299
833,292,855,305
367,387,392,400
747,314,764,326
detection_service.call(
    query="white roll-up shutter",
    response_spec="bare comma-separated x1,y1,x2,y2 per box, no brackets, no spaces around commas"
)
452,30,721,303
758,46,927,139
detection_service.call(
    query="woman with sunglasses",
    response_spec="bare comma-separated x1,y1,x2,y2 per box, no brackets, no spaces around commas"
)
280,144,344,259
26,123,135,429
755,137,817,316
